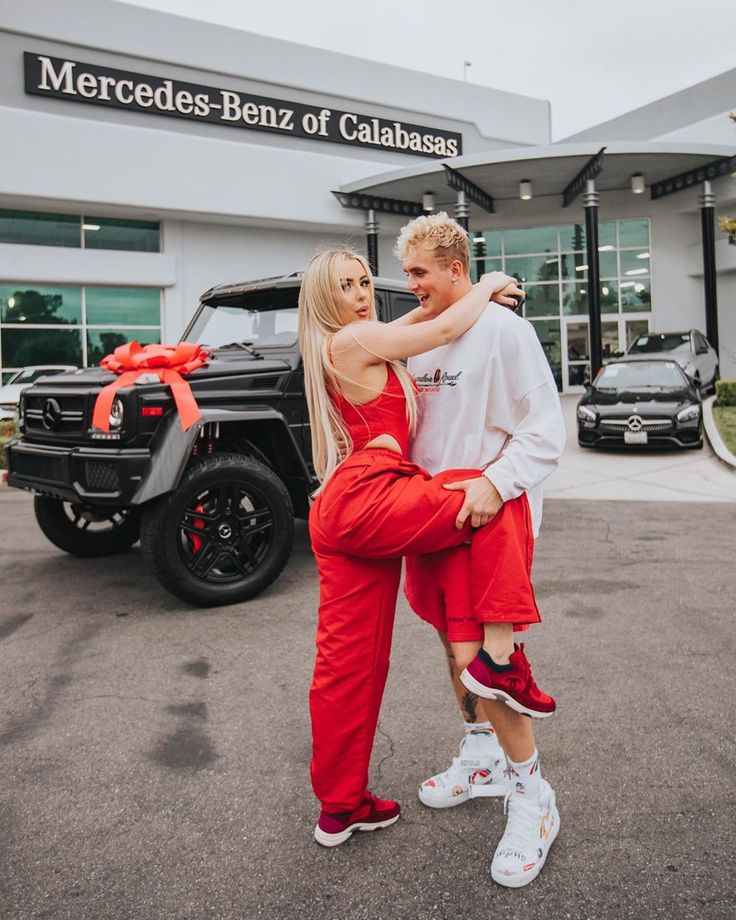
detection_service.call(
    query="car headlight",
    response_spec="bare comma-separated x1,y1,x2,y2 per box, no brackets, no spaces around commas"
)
109,398,124,430
676,404,700,422
577,405,597,423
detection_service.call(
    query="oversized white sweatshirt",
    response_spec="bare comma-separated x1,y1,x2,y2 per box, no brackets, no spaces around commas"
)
407,303,565,537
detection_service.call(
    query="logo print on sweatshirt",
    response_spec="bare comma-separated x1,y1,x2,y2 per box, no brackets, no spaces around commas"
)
414,368,463,392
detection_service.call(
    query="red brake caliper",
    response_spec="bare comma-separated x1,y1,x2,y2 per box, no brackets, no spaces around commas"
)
187,502,206,553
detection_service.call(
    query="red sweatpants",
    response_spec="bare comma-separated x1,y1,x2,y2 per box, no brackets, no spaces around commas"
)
308,448,539,813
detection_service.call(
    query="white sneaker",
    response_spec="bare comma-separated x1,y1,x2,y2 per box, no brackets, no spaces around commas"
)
491,779,560,888
418,734,508,809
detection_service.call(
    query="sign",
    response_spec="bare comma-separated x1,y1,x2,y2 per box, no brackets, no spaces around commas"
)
24,53,462,160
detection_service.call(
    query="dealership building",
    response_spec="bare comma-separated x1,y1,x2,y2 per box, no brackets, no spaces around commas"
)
1,0,735,391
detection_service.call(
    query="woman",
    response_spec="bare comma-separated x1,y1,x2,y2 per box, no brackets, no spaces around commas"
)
298,249,552,847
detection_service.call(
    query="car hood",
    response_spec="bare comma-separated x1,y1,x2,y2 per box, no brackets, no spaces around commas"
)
0,384,26,402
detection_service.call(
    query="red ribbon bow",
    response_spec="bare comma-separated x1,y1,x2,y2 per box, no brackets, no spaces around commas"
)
92,341,209,433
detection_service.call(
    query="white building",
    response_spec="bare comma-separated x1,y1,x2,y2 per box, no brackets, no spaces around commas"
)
1,0,734,392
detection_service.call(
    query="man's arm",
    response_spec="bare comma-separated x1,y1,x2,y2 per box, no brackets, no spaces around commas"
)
443,318,565,527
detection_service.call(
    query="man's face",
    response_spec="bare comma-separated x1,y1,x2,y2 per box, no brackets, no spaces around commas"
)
402,244,462,318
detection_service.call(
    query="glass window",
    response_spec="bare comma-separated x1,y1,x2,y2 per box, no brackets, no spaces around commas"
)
619,249,650,276
558,223,586,252
504,226,558,256
529,320,562,390
523,284,560,318
598,221,617,249
0,210,80,248
601,321,620,359
83,216,160,252
621,279,650,312
506,254,560,284
0,285,82,325
567,322,590,361
86,288,160,326
625,319,650,348
471,231,502,257
87,328,161,366
619,219,649,249
563,282,618,315
2,328,83,367
559,251,588,281
470,258,503,281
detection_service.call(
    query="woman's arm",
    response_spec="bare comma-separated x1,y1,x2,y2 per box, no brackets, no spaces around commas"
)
338,272,521,363
388,281,522,328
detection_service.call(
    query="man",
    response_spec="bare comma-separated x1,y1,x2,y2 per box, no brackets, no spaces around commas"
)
394,213,565,888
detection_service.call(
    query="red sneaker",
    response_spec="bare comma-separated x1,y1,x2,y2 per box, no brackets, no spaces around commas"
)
314,792,401,847
460,644,556,719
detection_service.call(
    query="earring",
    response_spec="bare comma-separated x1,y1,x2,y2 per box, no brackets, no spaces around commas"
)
451,277,458,284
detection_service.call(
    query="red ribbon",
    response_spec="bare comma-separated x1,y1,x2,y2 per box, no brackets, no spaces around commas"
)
92,341,209,433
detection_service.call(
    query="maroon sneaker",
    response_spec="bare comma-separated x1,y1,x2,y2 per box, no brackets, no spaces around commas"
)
314,791,401,847
460,644,556,719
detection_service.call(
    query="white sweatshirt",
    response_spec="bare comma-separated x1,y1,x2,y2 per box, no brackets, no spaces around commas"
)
407,303,565,537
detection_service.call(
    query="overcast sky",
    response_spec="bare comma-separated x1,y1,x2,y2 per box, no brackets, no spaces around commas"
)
122,0,735,140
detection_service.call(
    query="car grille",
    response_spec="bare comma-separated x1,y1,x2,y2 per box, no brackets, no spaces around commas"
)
599,417,672,434
25,394,87,436
13,451,66,483
82,460,121,492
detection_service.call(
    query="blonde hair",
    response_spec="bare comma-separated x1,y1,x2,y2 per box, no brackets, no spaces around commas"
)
394,212,470,274
297,248,417,488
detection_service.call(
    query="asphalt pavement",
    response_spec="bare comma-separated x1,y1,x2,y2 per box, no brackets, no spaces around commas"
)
1,487,735,920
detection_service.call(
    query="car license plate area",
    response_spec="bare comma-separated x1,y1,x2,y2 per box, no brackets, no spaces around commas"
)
624,431,648,445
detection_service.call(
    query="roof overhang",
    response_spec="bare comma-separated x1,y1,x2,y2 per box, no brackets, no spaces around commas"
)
337,142,736,220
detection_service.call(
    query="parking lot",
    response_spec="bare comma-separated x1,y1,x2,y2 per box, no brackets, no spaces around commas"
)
1,478,735,920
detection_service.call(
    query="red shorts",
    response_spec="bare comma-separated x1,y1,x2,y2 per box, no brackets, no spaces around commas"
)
404,495,535,643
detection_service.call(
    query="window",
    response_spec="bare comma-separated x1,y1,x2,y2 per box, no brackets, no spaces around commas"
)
0,209,160,252
83,217,160,252
390,294,419,321
0,284,161,380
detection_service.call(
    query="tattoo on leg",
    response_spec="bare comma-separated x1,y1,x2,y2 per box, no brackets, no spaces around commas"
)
462,690,479,723
446,651,456,680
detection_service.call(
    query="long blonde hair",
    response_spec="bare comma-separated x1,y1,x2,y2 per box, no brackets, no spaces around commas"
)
297,248,417,487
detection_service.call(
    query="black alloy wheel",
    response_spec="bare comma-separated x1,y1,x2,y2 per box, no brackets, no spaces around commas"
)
33,495,141,557
139,453,294,607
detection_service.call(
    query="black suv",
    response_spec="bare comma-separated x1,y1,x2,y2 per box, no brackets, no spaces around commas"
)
7,273,418,607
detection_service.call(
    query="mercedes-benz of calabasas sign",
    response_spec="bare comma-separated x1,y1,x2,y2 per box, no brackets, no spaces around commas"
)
24,52,462,159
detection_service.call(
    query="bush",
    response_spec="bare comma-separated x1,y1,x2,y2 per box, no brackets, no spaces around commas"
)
715,380,736,406
0,419,18,469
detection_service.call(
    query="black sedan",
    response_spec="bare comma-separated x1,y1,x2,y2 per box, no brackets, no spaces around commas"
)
577,358,703,449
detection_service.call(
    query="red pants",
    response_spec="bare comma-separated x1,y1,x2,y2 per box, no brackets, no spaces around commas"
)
308,449,539,813
404,494,536,642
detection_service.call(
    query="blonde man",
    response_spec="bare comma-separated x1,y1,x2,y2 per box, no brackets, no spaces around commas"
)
394,213,565,888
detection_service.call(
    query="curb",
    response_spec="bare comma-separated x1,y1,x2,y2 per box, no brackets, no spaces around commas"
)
703,396,736,471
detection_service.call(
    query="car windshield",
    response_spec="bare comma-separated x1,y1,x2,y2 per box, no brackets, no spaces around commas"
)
595,361,686,389
629,333,690,354
7,367,67,385
186,291,298,348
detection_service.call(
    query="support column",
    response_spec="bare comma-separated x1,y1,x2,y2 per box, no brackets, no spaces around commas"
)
454,190,469,233
700,181,719,354
365,209,379,276
583,179,602,382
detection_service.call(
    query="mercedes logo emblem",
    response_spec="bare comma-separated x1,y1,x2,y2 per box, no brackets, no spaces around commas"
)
627,415,644,432
42,398,63,430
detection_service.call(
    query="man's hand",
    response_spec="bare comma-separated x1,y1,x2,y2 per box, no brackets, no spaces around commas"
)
443,476,504,529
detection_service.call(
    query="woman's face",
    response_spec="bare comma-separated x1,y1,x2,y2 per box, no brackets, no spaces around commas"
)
335,258,372,326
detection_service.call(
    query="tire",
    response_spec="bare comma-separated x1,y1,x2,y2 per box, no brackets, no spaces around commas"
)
139,453,294,607
34,496,140,557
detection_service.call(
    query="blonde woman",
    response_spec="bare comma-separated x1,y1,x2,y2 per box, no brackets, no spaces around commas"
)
299,249,552,848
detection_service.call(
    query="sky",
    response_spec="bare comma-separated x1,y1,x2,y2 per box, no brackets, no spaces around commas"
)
121,0,736,140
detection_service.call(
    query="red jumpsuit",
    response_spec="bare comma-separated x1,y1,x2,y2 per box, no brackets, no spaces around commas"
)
309,366,539,813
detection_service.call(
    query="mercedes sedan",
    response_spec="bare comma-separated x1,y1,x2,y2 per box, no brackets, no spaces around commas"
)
577,358,703,450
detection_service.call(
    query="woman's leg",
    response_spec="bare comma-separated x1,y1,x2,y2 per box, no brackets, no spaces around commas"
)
309,550,402,813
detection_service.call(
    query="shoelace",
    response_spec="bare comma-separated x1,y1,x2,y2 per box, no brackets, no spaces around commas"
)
498,790,546,856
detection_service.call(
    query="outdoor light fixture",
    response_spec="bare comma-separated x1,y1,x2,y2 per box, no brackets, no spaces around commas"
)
422,192,435,212
630,173,645,195
519,180,532,201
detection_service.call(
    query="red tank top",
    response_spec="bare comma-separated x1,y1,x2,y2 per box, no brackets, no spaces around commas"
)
330,364,411,455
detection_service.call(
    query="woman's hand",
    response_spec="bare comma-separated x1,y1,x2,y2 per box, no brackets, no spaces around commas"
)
479,273,524,308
